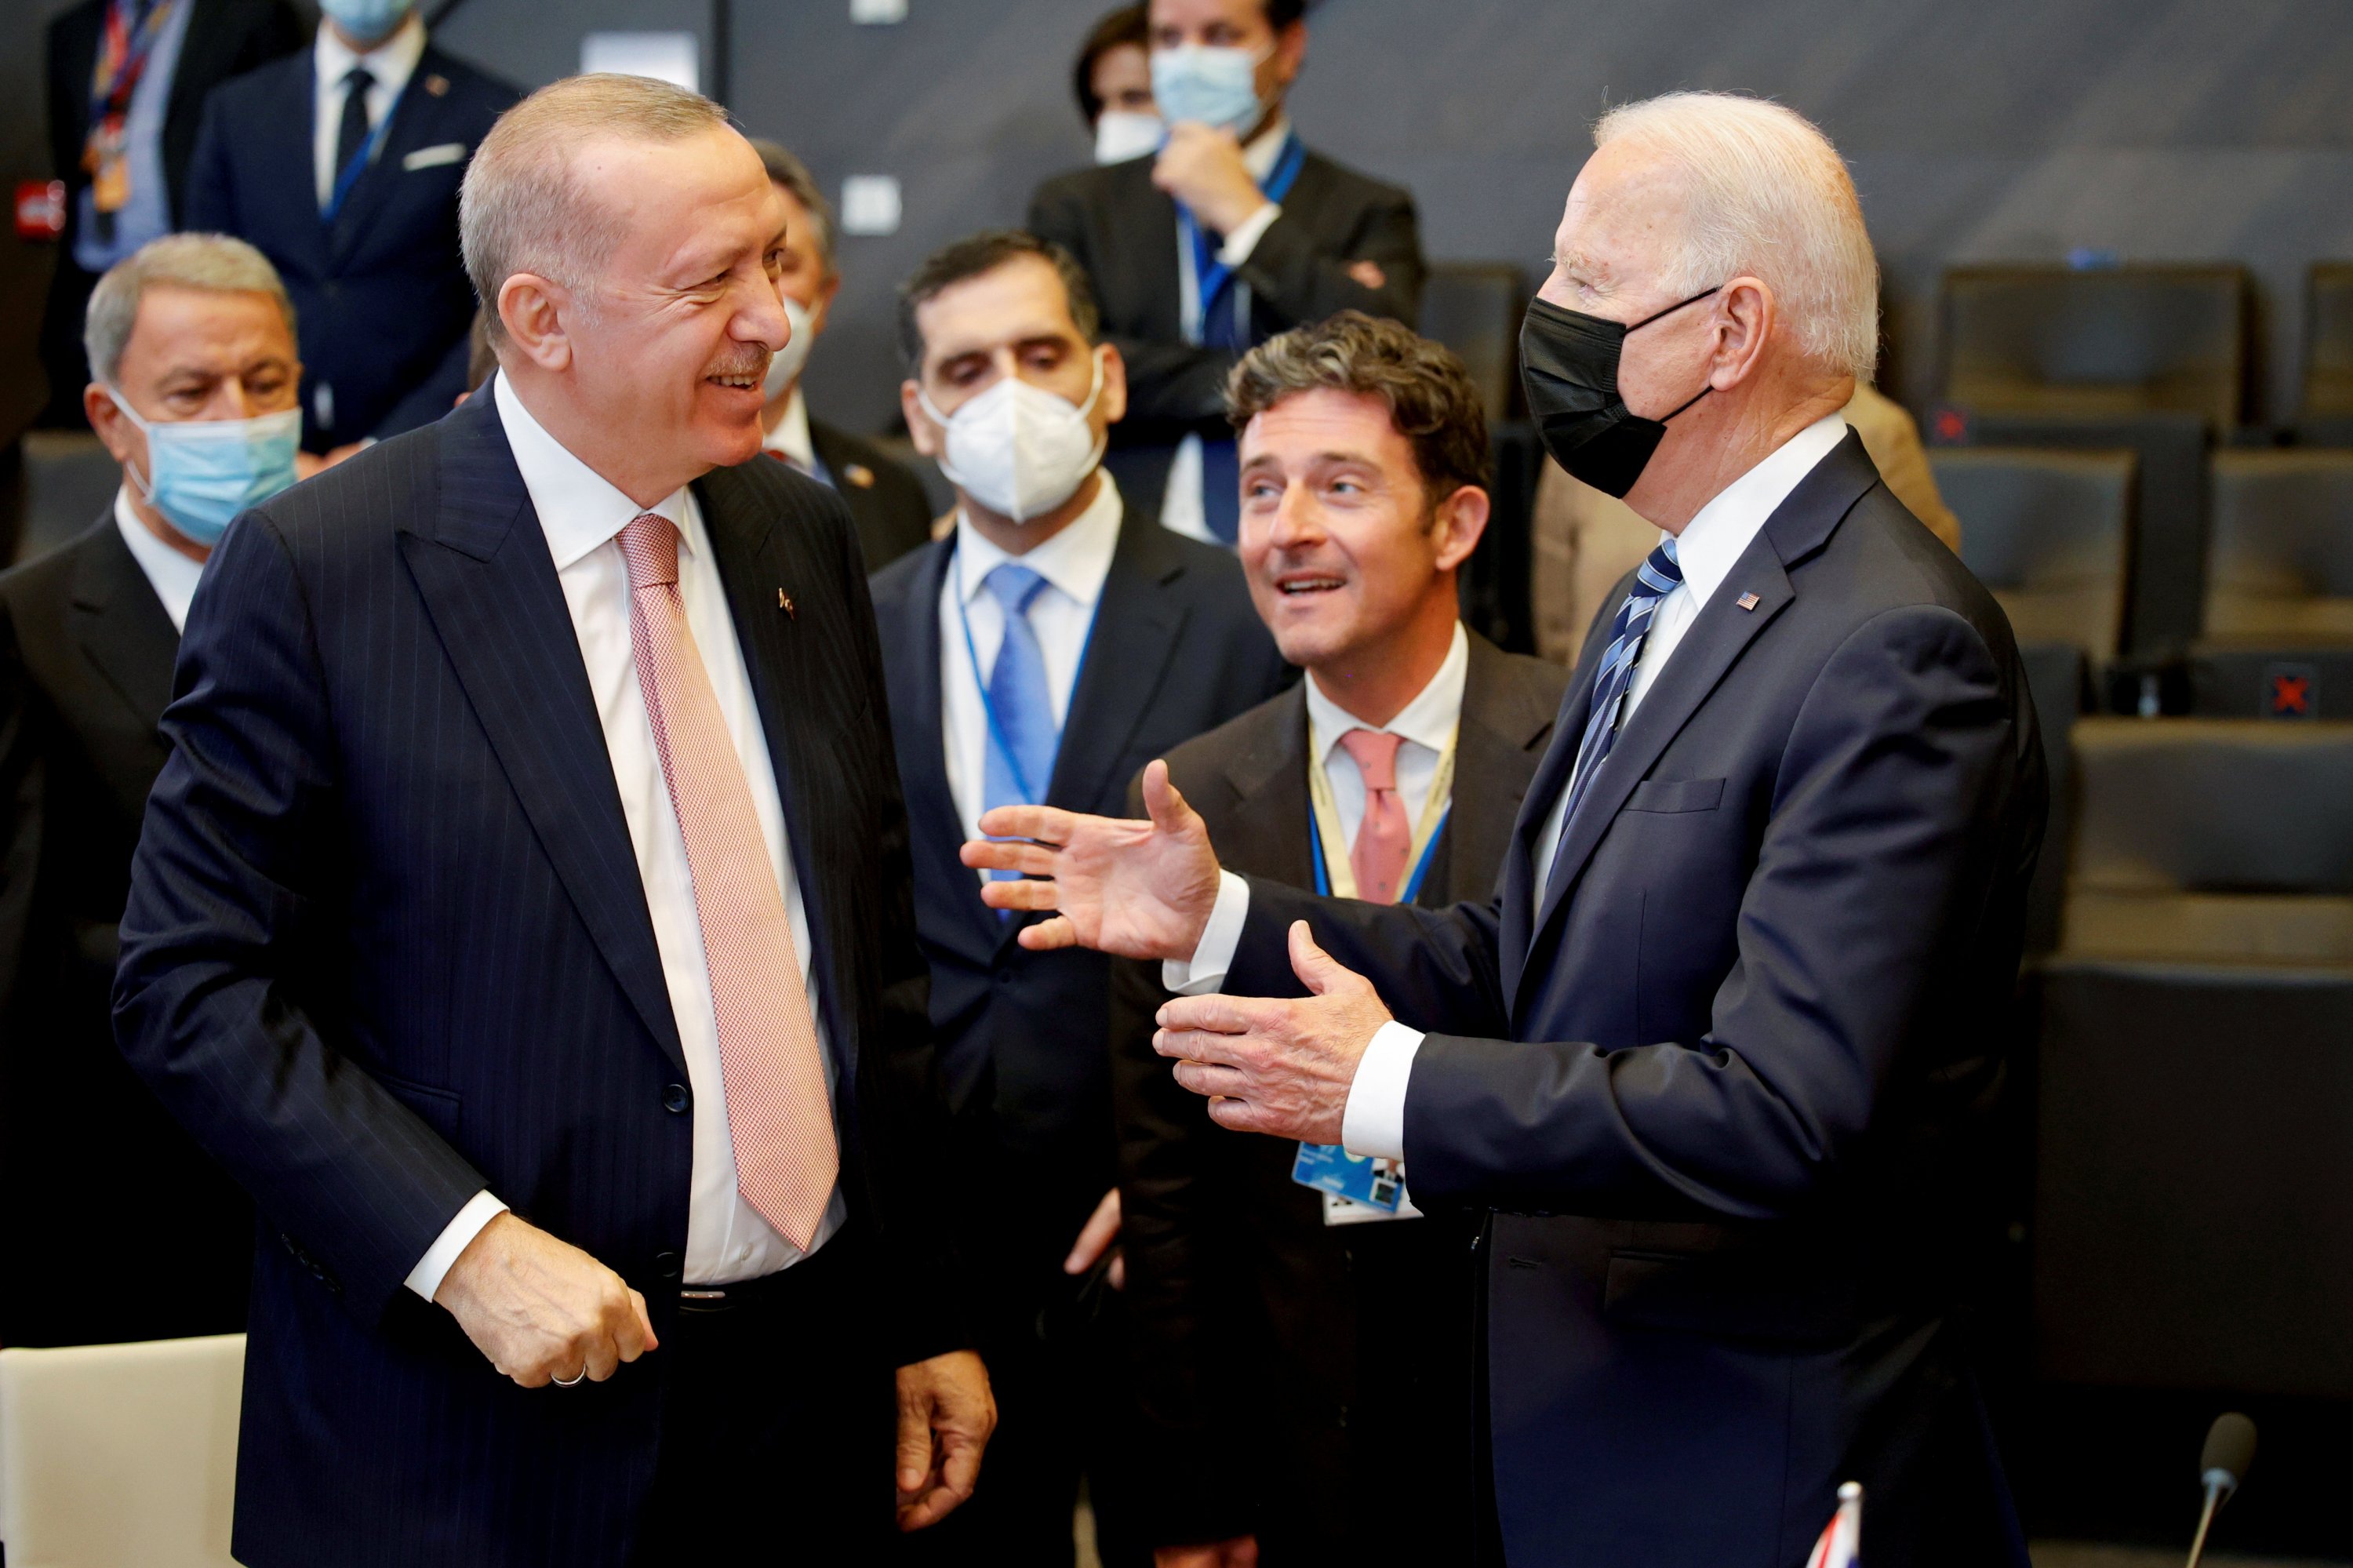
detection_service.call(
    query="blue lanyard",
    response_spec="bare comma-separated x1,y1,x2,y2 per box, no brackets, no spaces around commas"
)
951,540,1101,808
1180,132,1307,337
323,82,403,223
1310,802,1449,903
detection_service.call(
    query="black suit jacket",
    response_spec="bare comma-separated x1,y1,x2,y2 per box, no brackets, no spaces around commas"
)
1112,631,1566,1552
1218,434,2046,1567
44,0,304,244
1027,147,1424,507
867,500,1289,1265
183,42,518,447
808,415,935,572
0,515,251,1346
113,391,962,1568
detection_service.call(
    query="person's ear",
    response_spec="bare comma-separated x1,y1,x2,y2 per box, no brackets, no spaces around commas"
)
1709,276,1775,393
901,377,942,460
85,381,144,473
1429,483,1490,574
809,269,842,337
1271,19,1307,90
498,274,573,373
1096,341,1127,430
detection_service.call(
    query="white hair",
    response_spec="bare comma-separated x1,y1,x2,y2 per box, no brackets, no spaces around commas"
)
83,232,295,384
460,73,734,341
1593,91,1879,380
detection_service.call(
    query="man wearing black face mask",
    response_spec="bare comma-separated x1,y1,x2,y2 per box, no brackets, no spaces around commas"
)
962,91,2045,1568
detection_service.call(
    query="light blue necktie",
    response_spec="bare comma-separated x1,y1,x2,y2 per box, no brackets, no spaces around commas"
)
1551,536,1684,860
980,564,1059,884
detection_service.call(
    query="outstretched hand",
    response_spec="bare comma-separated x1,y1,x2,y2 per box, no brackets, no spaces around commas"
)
961,760,1223,959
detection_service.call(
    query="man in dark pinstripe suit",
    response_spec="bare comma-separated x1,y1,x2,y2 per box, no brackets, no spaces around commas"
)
114,75,991,1566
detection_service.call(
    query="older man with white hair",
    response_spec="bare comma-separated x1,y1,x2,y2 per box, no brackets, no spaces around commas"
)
965,92,2044,1566
115,75,991,1566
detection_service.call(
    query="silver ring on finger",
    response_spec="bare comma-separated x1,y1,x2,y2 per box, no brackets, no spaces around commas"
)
553,1365,589,1387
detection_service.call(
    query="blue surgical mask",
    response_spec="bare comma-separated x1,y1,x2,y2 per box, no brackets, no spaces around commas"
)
317,0,416,45
108,391,302,548
1150,43,1273,135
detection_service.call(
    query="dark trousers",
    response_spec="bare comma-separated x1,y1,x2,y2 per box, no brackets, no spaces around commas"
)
631,1229,898,1562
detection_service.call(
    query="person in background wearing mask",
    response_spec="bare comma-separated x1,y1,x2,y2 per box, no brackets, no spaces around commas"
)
1030,0,1424,548
183,0,517,465
869,230,1289,1568
0,233,300,1348
747,138,935,571
1073,5,1162,166
38,0,304,429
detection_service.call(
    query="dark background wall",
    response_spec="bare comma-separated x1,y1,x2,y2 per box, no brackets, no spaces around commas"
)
16,0,2353,440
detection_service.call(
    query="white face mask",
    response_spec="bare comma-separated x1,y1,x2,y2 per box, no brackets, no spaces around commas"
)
762,292,816,401
918,350,1107,524
1093,110,1166,165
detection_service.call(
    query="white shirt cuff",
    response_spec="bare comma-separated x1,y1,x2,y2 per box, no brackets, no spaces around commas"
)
1162,868,1250,995
1339,1020,1424,1162
1217,201,1282,266
404,1189,509,1301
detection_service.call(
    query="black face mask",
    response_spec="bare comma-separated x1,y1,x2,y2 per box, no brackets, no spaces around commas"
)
1518,286,1721,498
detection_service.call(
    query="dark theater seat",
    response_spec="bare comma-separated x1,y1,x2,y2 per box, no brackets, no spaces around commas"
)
1417,260,1525,424
1932,447,2135,670
2032,719,2353,1398
2187,450,2353,719
2295,261,2353,447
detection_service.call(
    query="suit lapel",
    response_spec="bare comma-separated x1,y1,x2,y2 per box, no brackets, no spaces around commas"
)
397,393,687,1071
329,49,449,265
1499,650,1596,999
1446,636,1556,909
1217,686,1315,890
1115,161,1186,346
1045,508,1187,818
891,536,1005,962
1517,431,1882,1001
68,518,180,731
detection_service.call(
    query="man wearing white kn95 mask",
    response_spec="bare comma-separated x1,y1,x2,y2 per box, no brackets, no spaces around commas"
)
872,229,1289,1566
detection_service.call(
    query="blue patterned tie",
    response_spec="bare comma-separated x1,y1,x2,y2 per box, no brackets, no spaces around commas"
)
1553,537,1684,845
980,564,1059,884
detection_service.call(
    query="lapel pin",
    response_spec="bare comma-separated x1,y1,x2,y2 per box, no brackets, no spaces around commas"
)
424,74,449,96
842,462,876,490
1737,591,1761,611
777,588,796,617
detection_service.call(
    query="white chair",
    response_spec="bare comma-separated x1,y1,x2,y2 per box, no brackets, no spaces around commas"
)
0,1333,245,1568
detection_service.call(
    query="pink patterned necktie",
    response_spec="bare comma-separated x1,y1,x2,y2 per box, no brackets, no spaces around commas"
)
1337,728,1411,905
618,512,838,1250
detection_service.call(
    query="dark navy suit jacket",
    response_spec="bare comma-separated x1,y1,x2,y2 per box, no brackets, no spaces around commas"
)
183,42,517,449
113,392,961,1568
867,503,1288,1264
1223,432,2046,1568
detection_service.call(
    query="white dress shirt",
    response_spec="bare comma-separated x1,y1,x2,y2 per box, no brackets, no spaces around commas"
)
311,13,427,209
1302,621,1467,854
113,488,205,632
1169,412,1855,1162
761,386,817,473
939,473,1124,849
405,374,845,1300
1160,116,1293,546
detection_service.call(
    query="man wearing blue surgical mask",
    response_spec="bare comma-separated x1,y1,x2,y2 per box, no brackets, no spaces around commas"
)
1031,0,1424,550
184,0,517,463
871,229,1289,1567
0,232,299,1349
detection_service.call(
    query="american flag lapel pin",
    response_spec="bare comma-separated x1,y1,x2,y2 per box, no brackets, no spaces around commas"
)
1737,591,1761,611
777,588,796,617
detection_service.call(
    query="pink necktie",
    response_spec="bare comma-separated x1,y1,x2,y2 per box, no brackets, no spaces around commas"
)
1337,728,1411,905
619,512,838,1250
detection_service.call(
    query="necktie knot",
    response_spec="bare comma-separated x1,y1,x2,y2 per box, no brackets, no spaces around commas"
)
1337,727,1404,792
343,65,374,96
1635,535,1684,595
983,562,1050,618
619,512,681,591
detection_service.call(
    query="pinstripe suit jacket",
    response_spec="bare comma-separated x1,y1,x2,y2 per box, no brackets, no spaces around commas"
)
113,390,961,1568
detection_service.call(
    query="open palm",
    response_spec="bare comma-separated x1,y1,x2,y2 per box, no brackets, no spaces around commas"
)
959,761,1224,959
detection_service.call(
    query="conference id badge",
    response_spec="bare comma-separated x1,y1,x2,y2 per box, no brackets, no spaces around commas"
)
1292,1141,1406,1213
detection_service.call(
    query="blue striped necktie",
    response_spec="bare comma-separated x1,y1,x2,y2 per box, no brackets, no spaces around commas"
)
1553,537,1684,843
980,564,1059,886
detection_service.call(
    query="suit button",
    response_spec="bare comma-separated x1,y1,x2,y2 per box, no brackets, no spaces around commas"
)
995,968,1013,987
663,1082,692,1113
654,1250,682,1280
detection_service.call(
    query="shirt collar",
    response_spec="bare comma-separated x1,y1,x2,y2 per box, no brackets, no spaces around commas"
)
1305,620,1470,762
1243,113,1293,181
762,387,815,471
1664,410,1849,611
316,10,427,97
493,372,696,573
953,471,1124,611
113,484,205,634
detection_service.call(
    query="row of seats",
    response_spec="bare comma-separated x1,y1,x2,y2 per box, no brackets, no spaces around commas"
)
2018,663,2353,1402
